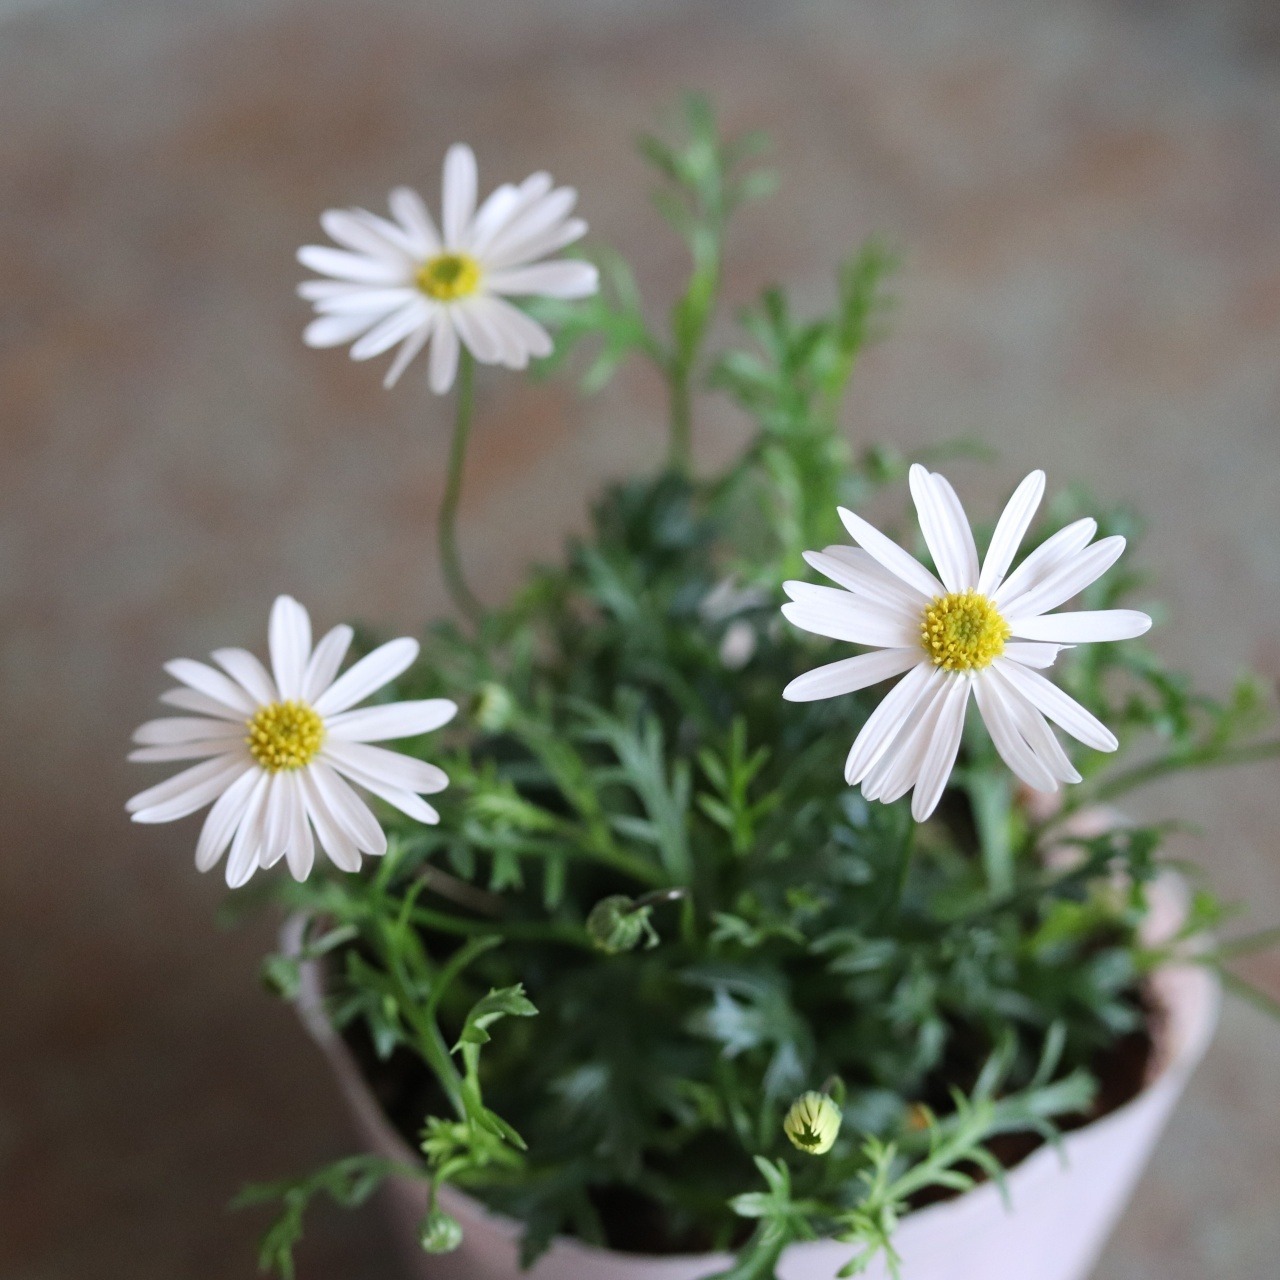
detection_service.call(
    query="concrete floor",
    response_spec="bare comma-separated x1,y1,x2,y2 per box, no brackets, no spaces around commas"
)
1,1,1278,1277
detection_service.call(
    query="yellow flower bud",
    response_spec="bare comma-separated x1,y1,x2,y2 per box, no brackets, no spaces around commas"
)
783,1090,842,1155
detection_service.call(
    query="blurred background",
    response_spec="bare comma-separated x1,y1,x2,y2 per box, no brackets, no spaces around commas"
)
2,0,1279,1276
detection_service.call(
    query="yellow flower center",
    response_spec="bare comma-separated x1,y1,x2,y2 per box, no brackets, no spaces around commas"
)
415,252,482,301
245,700,325,772
920,590,1010,672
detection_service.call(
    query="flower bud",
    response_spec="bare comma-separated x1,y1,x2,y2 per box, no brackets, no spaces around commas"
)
783,1091,842,1155
418,1208,463,1254
473,682,515,733
586,895,654,954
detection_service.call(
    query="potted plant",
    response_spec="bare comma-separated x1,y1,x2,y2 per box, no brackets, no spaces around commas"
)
126,99,1279,1280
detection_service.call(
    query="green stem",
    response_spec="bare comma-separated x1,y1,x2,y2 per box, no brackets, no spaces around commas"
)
968,768,1015,898
889,818,915,915
375,927,468,1118
1085,738,1280,805
437,350,484,625
406,906,593,949
669,369,692,473
1212,924,1280,960
1216,966,1280,1022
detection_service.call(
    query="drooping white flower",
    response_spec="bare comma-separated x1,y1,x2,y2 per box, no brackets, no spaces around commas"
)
126,596,456,886
297,144,598,392
781,466,1151,821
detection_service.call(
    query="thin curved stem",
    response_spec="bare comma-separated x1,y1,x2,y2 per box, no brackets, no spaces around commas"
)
437,350,484,626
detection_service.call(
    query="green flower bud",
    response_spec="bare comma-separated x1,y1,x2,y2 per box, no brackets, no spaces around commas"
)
418,1208,463,1254
783,1091,842,1155
586,895,655,954
473,682,515,733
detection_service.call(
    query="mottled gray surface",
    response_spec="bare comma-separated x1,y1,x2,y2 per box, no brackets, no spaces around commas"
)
1,1,1278,1277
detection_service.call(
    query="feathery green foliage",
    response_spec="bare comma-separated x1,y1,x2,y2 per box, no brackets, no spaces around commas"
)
238,96,1280,1279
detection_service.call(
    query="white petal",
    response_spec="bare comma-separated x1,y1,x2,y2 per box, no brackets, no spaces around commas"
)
133,717,243,746
470,172,553,255
127,753,248,815
972,673,1059,792
298,279,374,302
129,740,244,763
484,185,577,250
349,300,434,361
428,311,460,394
159,687,244,720
993,518,1097,610
309,761,387,856
322,738,450,795
465,182,521,251
301,624,354,703
311,286,417,315
354,777,441,826
1009,609,1151,644
993,658,1118,753
806,547,928,613
837,507,945,601
844,662,937,785
269,596,313,702
327,699,458,741
194,767,260,872
299,768,362,872
783,648,921,702
978,470,1045,596
303,311,382,349
225,772,271,888
312,637,419,716
911,675,972,820
441,143,478,249
284,772,316,881
298,244,407,285
485,217,588,272
784,579,919,632
1001,641,1065,669
164,658,256,715
909,466,979,594
350,206,430,259
469,295,552,363
320,208,414,263
863,674,953,804
781,590,917,649
388,186,442,256
483,188,579,268
464,296,525,367
486,260,599,299
449,297,504,363
383,314,436,388
1002,537,1127,621
258,773,291,869
129,756,251,823
992,669,1082,785
210,648,278,706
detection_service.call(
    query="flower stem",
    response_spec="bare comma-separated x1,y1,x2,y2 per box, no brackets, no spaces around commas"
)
668,370,692,473
437,350,484,626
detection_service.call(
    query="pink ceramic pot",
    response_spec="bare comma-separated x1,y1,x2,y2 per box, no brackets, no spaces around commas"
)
286,889,1218,1280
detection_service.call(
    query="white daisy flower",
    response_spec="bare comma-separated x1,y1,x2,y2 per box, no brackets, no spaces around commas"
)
126,596,457,887
781,465,1151,821
297,143,599,392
